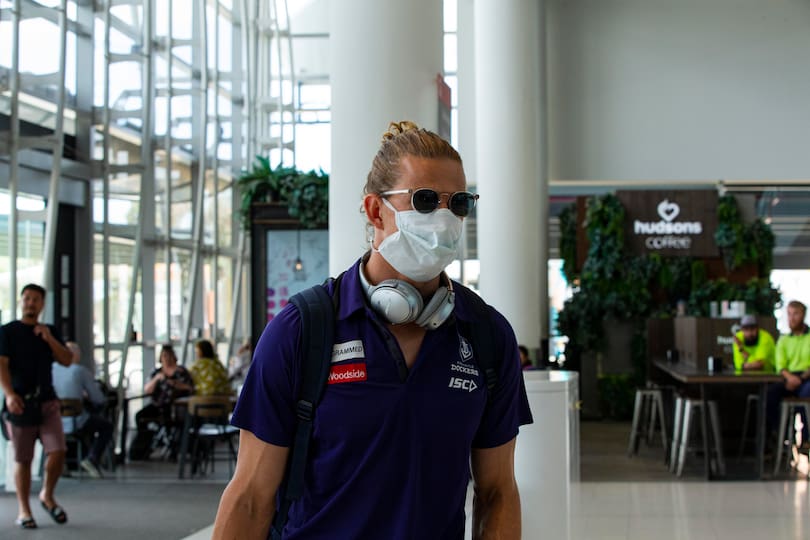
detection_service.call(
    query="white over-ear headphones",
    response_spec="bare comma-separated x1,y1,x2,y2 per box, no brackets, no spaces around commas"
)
358,262,455,330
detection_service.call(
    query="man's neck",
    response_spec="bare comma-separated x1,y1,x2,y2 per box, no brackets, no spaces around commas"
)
20,315,38,325
791,324,808,336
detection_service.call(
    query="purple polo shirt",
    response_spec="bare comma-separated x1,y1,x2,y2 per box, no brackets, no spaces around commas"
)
232,260,533,539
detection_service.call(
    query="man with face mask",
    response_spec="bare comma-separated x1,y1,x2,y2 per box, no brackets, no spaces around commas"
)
213,121,533,540
732,314,776,372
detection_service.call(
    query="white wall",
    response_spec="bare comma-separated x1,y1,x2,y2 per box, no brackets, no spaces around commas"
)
547,0,810,181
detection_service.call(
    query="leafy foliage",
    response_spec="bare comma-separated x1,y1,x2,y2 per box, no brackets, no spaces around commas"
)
237,156,329,229
558,204,579,283
715,195,775,273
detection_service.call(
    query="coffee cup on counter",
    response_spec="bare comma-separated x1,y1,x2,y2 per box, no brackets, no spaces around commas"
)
707,355,722,373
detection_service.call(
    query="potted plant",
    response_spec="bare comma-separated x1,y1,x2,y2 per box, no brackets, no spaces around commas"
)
237,156,329,229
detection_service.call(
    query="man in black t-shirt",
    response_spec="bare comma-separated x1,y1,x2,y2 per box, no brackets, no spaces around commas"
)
0,284,72,529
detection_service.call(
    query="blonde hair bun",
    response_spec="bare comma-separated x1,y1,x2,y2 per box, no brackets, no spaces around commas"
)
381,120,420,143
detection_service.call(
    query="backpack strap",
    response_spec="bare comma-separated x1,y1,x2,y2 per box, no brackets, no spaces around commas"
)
460,290,499,395
271,279,337,537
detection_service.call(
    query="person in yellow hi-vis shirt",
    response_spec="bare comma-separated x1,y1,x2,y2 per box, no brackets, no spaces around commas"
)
766,300,810,441
732,314,776,372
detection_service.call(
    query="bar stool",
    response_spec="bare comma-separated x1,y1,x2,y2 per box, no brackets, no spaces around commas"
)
773,397,810,474
627,387,668,457
674,397,726,477
737,393,760,459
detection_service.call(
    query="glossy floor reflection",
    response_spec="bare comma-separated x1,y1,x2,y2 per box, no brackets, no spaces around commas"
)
570,481,810,540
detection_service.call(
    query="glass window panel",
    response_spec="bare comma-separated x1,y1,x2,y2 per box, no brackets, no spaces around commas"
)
0,20,10,68
171,200,193,240
172,0,193,40
295,123,331,174
66,32,77,97
0,191,46,322
169,248,191,340
93,235,137,343
153,248,170,341
18,19,60,74
216,255,234,342
108,26,136,55
444,0,458,32
217,15,232,71
217,184,233,246
204,171,216,246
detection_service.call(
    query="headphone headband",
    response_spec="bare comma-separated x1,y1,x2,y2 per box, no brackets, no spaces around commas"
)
358,262,454,329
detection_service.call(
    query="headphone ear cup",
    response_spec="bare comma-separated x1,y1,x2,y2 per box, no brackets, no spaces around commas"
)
367,279,423,325
415,288,454,330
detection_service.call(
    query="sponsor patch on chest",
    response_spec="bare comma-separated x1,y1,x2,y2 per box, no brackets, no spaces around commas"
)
448,335,480,392
328,362,368,384
331,339,365,363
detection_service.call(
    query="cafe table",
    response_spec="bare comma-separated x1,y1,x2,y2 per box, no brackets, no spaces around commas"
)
653,360,782,480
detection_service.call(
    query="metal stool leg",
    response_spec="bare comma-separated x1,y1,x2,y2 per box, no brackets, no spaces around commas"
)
677,400,697,477
708,401,725,476
737,394,758,460
669,396,683,472
654,391,668,458
628,390,645,456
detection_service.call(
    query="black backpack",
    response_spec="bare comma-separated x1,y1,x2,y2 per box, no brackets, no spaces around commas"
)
270,275,498,538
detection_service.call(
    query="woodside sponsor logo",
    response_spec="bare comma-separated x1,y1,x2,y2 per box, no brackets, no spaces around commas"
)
328,362,368,384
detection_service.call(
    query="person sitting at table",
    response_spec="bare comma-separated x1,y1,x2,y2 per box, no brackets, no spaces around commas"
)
129,344,193,460
52,342,113,478
189,339,232,396
766,300,810,444
733,314,776,372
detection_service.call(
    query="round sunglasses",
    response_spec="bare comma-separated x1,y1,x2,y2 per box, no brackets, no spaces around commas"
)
380,188,479,218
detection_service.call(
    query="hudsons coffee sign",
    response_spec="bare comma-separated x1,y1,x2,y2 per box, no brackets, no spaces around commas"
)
617,190,719,257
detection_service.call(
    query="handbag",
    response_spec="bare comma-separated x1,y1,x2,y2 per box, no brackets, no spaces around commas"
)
2,389,43,427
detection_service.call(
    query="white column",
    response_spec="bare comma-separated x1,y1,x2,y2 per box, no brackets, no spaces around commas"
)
474,0,547,352
329,0,444,275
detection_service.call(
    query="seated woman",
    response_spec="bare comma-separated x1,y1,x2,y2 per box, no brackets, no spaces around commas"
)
189,339,233,396
129,344,193,460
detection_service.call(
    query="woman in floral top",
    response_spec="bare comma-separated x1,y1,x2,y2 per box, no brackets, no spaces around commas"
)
189,339,233,396
129,344,193,459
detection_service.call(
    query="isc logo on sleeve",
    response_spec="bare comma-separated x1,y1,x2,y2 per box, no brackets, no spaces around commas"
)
448,377,478,393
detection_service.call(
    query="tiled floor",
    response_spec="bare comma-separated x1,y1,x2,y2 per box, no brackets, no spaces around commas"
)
4,421,810,539
570,481,810,540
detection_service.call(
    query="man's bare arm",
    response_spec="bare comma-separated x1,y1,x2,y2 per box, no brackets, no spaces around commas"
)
0,356,23,414
212,430,290,540
471,438,521,540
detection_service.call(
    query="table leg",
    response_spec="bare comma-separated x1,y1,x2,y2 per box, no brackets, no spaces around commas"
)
178,410,192,479
756,382,767,479
119,397,129,463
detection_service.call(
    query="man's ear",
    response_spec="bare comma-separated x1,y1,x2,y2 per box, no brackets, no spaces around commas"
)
363,194,385,230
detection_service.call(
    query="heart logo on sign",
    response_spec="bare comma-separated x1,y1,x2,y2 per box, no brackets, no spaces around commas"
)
657,199,680,222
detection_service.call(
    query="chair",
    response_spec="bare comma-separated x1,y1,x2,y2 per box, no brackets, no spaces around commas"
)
59,399,86,478
178,395,238,478
673,397,726,477
627,386,668,458
773,397,810,475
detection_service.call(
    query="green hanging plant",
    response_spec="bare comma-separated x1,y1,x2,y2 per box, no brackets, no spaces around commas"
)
558,203,578,283
236,156,329,230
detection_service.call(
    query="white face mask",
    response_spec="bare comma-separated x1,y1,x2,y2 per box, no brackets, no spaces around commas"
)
373,198,463,282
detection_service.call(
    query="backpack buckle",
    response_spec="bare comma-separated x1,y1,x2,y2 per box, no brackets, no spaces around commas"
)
296,400,314,421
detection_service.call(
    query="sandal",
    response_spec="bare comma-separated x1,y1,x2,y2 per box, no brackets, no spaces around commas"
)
15,516,37,529
40,501,68,524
